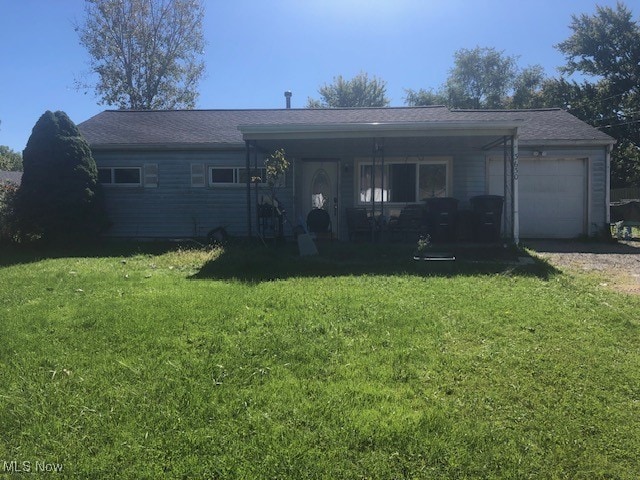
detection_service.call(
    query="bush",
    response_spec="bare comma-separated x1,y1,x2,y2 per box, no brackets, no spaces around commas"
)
12,111,109,243
0,181,18,242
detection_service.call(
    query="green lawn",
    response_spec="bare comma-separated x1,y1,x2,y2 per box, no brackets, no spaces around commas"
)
1,242,639,479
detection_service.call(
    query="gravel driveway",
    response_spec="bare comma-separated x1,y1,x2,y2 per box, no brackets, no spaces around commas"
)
525,239,640,295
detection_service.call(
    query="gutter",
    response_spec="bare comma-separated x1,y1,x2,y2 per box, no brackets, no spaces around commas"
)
88,142,246,151
238,120,523,140
516,139,617,148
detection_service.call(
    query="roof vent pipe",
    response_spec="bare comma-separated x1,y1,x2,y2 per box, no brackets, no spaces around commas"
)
284,91,292,109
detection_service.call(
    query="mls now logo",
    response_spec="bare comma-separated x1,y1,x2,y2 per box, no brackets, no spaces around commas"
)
3,460,63,473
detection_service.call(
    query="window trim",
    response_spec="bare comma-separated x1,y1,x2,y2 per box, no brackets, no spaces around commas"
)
355,156,452,205
208,166,281,187
209,167,239,186
98,167,142,187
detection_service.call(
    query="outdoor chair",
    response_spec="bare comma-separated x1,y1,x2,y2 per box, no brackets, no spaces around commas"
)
389,204,427,242
346,207,377,241
258,202,284,241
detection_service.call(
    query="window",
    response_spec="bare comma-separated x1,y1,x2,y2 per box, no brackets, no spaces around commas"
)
210,167,236,184
98,167,141,186
208,166,272,186
419,164,447,199
358,158,449,204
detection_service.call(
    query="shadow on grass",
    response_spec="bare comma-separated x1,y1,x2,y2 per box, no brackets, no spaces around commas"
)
0,239,560,281
0,239,207,268
191,242,559,283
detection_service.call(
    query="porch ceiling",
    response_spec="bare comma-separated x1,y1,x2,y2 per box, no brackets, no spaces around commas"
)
247,134,510,157
240,121,519,156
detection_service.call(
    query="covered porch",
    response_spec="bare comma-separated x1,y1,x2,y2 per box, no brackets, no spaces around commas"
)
240,121,522,244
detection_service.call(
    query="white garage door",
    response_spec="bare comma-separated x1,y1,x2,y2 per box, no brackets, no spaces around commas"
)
488,157,587,238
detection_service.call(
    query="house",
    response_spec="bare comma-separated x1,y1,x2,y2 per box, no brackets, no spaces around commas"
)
77,105,615,242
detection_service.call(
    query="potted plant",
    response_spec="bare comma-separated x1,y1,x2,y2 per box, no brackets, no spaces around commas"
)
413,234,432,260
413,234,455,261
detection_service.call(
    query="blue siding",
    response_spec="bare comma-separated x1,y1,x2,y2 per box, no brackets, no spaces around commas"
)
452,153,486,208
94,143,608,239
94,149,294,238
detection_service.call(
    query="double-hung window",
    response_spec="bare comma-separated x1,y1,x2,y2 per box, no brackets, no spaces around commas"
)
209,166,271,186
98,167,142,186
209,167,237,185
358,157,450,204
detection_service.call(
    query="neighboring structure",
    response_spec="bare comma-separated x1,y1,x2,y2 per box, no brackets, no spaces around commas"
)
78,106,615,241
0,170,22,186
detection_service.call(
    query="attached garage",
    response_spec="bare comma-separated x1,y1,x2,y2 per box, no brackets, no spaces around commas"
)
489,157,588,238
79,107,615,241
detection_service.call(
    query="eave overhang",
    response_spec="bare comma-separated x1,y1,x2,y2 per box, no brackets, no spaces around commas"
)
88,142,246,151
238,121,523,141
516,138,617,148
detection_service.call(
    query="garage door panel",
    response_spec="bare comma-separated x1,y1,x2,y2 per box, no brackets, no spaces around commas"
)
519,159,543,175
555,159,586,176
561,195,586,214
533,197,561,214
522,176,559,194
562,175,586,192
488,157,586,238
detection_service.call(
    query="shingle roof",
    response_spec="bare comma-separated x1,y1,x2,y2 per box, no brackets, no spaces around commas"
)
78,106,614,147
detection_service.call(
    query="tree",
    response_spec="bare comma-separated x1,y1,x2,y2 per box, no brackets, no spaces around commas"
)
551,2,640,188
77,0,205,109
307,72,390,108
404,88,447,107
510,65,547,109
0,146,22,171
405,47,546,109
445,47,517,109
13,111,109,242
556,3,639,91
0,182,18,242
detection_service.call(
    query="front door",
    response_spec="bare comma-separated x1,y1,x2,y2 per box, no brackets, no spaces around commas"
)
299,160,339,237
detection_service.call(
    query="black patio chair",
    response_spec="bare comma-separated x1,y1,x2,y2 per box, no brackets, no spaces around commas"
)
389,204,427,242
346,207,378,242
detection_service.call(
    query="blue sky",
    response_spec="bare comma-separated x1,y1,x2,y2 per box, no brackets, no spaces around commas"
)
0,0,627,153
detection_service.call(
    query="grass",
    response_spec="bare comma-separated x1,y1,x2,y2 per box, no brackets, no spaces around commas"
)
1,241,639,478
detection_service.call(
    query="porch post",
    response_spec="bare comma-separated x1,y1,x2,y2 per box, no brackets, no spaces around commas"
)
605,144,612,224
511,133,520,244
254,143,260,235
371,139,376,242
246,140,252,238
380,140,385,231
503,136,508,239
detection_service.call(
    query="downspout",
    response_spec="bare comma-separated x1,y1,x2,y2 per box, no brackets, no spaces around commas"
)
511,131,520,245
246,140,252,238
605,143,612,224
